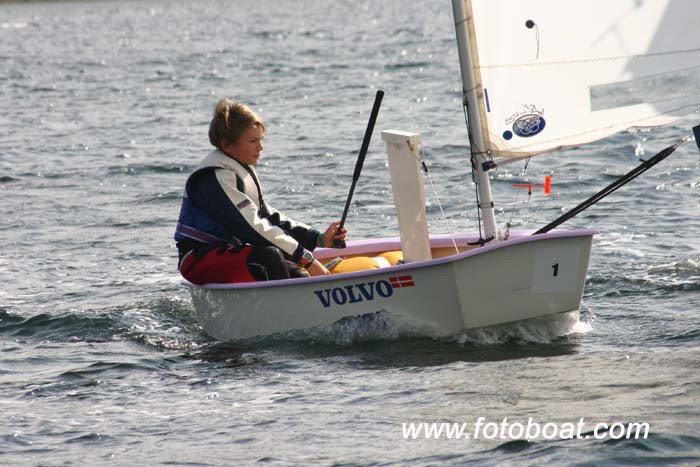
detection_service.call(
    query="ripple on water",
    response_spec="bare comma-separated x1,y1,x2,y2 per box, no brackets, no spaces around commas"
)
1,1,699,465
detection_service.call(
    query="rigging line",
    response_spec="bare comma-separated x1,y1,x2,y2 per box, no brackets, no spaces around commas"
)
462,96,496,239
505,157,531,231
414,143,460,254
460,86,491,157
462,102,484,240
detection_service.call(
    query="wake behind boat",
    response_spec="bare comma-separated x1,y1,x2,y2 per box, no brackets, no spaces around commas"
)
186,0,700,341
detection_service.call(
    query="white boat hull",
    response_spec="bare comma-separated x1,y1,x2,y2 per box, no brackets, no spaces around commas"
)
187,230,595,341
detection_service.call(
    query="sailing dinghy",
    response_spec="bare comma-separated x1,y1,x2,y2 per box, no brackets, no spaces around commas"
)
187,0,700,341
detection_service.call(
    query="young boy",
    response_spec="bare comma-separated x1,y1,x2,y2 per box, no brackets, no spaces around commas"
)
174,98,347,285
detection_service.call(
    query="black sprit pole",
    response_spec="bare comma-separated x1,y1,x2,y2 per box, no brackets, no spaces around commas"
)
333,90,384,248
534,142,680,235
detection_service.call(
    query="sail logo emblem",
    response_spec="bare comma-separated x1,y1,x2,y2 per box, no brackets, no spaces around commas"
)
513,113,546,138
313,275,415,308
503,104,546,140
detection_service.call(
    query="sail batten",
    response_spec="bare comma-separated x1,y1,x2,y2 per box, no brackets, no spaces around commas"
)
478,49,700,70
463,0,700,158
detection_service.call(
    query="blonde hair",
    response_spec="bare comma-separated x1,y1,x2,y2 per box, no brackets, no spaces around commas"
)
208,98,265,148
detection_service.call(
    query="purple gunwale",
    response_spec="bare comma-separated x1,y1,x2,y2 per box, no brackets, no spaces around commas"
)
183,229,598,290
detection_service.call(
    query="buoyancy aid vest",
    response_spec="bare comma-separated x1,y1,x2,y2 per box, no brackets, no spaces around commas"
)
175,149,316,276
175,150,264,282
174,150,261,248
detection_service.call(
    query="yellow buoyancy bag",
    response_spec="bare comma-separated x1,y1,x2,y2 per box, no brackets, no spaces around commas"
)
328,251,404,274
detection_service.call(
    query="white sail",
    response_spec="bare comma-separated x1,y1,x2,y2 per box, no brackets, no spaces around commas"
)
464,0,700,158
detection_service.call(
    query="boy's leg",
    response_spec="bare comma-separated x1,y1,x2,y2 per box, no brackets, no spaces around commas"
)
180,245,257,285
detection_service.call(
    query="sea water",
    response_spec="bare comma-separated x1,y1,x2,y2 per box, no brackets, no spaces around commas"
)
1,0,699,465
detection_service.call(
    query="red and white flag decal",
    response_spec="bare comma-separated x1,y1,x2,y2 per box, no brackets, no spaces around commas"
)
389,275,415,288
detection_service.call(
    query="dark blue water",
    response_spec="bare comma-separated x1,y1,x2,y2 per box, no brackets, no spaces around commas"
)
2,1,699,465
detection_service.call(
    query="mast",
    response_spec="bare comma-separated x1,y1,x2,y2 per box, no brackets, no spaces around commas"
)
450,0,497,241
